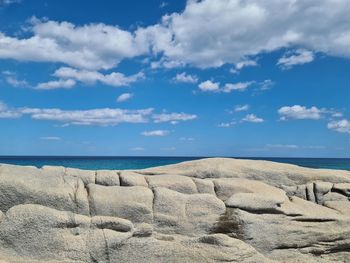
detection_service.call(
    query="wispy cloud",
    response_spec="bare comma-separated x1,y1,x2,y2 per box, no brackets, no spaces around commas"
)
327,119,350,134
116,93,133,102
173,72,198,84
152,112,197,124
142,130,169,136
36,79,76,90
218,121,236,128
179,137,195,141
198,80,254,93
230,59,258,74
234,104,249,112
277,49,315,69
223,82,254,93
0,101,198,127
266,144,298,149
52,67,144,88
39,136,61,141
0,0,21,6
241,114,264,123
2,71,30,88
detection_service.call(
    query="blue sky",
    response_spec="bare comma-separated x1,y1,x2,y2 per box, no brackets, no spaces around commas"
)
0,0,349,157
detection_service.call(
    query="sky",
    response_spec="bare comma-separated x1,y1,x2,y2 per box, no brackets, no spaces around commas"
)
0,0,349,157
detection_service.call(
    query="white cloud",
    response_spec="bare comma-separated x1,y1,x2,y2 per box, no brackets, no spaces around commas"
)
230,59,258,74
234,104,249,112
327,119,350,134
5,76,30,88
277,49,315,69
25,107,153,126
242,114,264,123
278,105,324,120
145,0,350,69
0,18,148,70
0,101,21,118
2,1,350,71
152,112,197,124
218,121,236,128
223,81,254,93
259,79,274,90
142,130,169,136
0,102,153,126
40,136,61,141
53,67,144,87
0,101,197,127
332,112,343,118
199,80,254,93
117,93,133,102
198,80,220,92
36,79,76,90
173,72,198,83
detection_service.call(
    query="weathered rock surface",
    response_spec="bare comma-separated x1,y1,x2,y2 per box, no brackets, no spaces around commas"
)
0,158,350,262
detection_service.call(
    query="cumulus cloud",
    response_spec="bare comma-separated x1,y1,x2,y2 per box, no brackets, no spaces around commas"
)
0,18,148,70
198,80,220,92
145,0,350,68
278,105,324,120
152,112,197,124
2,1,350,71
242,114,264,123
36,79,76,90
53,67,144,87
116,93,133,102
327,119,350,134
277,49,315,69
173,72,198,83
142,130,169,136
199,80,254,93
234,104,249,112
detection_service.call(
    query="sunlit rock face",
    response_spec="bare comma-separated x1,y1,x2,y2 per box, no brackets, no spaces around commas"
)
0,158,350,262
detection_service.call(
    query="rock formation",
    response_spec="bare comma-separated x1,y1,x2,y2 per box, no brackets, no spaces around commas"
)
0,158,350,262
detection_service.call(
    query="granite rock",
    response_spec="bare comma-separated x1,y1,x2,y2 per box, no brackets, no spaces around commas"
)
0,158,350,262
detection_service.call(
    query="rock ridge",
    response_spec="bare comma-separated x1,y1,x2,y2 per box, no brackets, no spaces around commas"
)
0,158,349,262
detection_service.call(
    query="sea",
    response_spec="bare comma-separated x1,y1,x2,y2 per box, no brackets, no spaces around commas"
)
0,156,349,171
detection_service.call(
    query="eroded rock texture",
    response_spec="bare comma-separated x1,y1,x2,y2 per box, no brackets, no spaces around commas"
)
0,158,350,262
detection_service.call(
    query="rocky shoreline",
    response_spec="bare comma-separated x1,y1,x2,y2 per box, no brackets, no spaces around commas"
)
0,158,350,262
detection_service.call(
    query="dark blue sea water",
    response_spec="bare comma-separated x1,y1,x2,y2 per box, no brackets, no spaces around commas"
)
0,156,349,171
